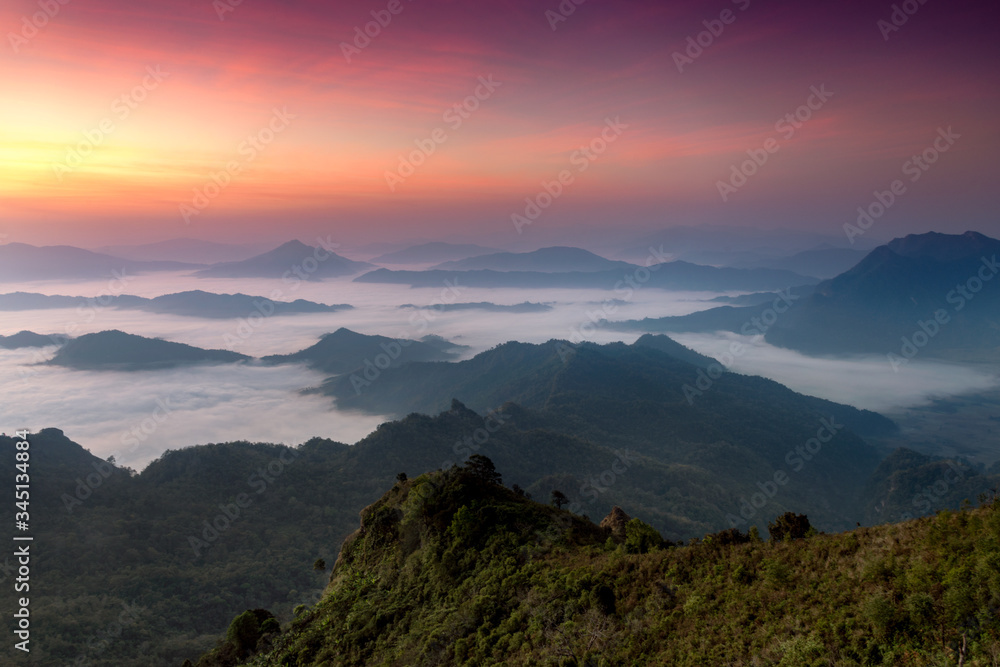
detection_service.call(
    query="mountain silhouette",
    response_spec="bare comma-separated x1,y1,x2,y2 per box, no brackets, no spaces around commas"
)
49,330,249,370
197,241,371,280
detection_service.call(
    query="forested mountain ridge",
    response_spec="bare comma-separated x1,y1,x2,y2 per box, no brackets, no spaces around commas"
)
609,231,1000,359
4,396,999,665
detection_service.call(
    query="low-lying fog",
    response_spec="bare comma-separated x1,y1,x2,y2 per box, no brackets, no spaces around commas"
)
668,332,1000,414
0,347,388,470
2,271,996,470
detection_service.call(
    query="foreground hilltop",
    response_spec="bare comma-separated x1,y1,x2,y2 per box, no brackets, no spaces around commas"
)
2,418,997,665
196,461,1000,667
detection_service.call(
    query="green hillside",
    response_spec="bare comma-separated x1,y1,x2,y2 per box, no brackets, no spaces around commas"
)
201,462,1000,666
3,385,997,664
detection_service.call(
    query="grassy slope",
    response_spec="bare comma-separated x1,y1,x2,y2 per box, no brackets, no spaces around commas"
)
224,467,1000,667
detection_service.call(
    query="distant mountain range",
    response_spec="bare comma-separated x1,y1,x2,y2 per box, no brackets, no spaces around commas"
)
95,238,268,264
764,231,1000,357
1,237,863,287
0,290,350,318
195,240,372,280
355,262,817,292
607,288,813,337
0,242,201,281
612,231,1000,360
10,321,1000,665
0,239,374,284
369,241,498,265
319,336,895,443
398,301,552,313
49,330,249,370
618,224,879,267
765,232,1000,358
135,291,350,318
430,246,638,272
730,245,867,279
887,230,1000,261
708,285,816,306
0,330,66,349
37,327,464,374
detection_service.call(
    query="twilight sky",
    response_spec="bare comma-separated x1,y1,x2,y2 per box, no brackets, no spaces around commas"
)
1,0,997,248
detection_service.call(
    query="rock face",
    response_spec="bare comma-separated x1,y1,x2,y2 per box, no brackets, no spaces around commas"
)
600,506,631,541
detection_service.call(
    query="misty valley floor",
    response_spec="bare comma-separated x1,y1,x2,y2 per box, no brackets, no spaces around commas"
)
875,381,1000,467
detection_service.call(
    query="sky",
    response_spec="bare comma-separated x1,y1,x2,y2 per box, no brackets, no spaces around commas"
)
1,0,998,247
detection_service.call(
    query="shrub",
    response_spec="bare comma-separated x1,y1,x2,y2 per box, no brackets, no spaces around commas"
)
732,564,754,585
464,455,502,486
768,512,812,541
624,518,664,554
226,611,260,656
862,593,898,639
904,592,936,630
763,559,791,585
777,635,825,666
708,527,751,547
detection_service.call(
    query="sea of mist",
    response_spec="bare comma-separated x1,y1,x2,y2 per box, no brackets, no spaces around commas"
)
2,270,996,471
